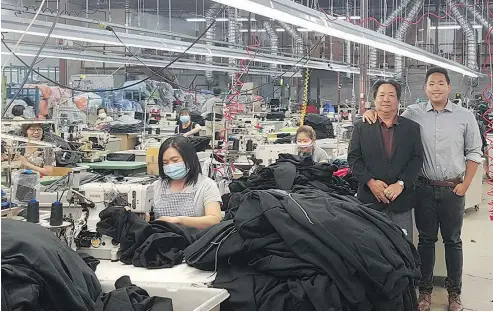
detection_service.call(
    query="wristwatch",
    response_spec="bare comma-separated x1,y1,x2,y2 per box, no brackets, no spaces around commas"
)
397,180,405,189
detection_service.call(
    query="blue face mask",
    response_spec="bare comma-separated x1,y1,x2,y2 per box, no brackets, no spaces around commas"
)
179,116,190,123
163,162,188,180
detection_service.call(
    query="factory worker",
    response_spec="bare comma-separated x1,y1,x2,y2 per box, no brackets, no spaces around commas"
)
296,125,329,163
14,123,55,176
94,107,113,128
201,88,223,121
153,136,222,229
175,108,201,137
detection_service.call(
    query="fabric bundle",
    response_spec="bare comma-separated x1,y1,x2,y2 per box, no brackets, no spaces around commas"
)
1,219,174,311
303,113,335,139
97,207,199,269
184,188,421,310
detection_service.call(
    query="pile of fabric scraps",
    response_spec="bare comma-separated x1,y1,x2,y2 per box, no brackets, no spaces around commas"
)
188,136,211,152
97,207,199,269
1,219,173,311
109,115,144,133
331,158,359,193
185,188,421,310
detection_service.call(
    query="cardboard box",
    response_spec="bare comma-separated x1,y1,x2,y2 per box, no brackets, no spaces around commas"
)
146,146,160,175
50,167,73,176
113,134,139,151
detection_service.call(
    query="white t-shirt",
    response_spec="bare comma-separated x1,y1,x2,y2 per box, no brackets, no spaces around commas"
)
152,174,222,217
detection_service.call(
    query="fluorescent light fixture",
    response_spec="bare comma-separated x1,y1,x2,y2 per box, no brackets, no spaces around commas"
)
337,16,346,19
275,28,285,32
186,18,207,22
185,17,256,22
429,25,482,30
350,16,361,20
238,29,266,32
297,28,310,32
210,0,480,77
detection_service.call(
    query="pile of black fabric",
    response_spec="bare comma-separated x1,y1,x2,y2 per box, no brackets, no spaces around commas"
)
223,154,355,216
97,207,199,268
1,219,103,310
1,219,174,311
188,136,211,152
303,113,335,139
102,276,173,311
190,111,205,126
184,188,421,310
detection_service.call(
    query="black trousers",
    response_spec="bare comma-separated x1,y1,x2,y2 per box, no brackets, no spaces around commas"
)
414,183,465,294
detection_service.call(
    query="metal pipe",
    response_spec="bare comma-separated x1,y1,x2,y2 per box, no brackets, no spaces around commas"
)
125,0,130,34
168,0,171,31
345,41,351,78
445,0,478,70
264,21,279,76
394,0,423,80
228,7,237,80
459,0,493,30
205,3,222,86
369,0,411,70
276,21,303,56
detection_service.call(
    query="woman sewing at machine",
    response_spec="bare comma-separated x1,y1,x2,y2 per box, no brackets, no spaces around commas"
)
296,125,329,163
175,108,201,137
153,136,222,229
14,123,55,176
94,107,113,129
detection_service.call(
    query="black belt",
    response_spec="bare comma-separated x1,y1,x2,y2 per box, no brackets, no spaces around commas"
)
419,177,462,187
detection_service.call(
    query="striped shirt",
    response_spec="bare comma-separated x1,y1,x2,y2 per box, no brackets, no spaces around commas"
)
401,100,482,181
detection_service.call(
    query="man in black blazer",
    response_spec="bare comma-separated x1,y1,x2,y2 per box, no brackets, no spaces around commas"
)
348,80,423,237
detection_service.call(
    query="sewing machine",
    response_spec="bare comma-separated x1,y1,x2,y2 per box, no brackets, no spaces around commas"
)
78,131,111,162
254,143,298,166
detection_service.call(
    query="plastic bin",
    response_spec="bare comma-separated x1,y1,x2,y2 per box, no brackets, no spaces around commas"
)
100,281,229,311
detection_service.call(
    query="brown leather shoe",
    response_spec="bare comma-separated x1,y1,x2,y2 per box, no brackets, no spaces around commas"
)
448,292,463,311
418,292,432,311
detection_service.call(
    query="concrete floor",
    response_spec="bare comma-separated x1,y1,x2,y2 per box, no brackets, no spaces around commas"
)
429,182,493,311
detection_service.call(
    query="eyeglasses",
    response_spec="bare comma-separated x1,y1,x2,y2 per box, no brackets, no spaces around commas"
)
28,128,43,133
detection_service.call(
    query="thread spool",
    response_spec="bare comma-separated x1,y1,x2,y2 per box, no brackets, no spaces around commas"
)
27,199,39,223
50,201,63,226
232,139,240,151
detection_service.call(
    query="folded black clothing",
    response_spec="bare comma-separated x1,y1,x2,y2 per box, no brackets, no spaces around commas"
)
188,136,211,152
1,219,103,310
77,251,101,272
102,275,173,311
184,188,420,310
97,207,199,268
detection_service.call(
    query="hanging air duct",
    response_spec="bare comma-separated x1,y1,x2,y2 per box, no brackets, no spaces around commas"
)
369,0,411,70
264,21,279,76
228,7,238,81
459,0,493,30
446,0,478,70
277,21,304,56
345,41,351,78
394,0,423,80
205,3,222,86
124,0,131,33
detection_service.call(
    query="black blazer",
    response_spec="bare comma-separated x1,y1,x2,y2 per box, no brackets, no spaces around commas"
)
347,116,423,212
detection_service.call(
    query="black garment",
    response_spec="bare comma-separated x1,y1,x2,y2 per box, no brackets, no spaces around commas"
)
175,122,199,136
1,219,103,310
303,113,335,139
97,207,199,268
348,117,423,212
102,276,173,311
78,252,101,272
187,136,211,152
184,188,421,310
414,182,465,294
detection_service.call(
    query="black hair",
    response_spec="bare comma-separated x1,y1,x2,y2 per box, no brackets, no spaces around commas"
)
158,136,201,185
97,107,107,114
372,79,402,100
425,67,451,85
179,108,191,116
213,88,221,96
21,123,45,140
11,105,25,117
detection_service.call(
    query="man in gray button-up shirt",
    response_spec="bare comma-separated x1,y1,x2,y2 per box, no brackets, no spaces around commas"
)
362,67,482,311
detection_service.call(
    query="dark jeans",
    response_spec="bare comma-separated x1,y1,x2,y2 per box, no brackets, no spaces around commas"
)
415,183,465,294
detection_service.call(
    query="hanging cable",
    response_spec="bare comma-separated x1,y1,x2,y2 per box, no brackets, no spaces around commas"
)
300,69,311,126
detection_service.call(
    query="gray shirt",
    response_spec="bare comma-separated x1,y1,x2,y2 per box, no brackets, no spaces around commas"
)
401,100,482,180
298,146,329,163
153,174,222,217
201,97,224,116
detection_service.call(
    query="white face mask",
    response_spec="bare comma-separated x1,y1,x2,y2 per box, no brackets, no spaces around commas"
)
99,112,107,119
297,141,313,149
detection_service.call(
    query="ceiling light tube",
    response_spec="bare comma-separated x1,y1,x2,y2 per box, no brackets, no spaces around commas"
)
210,0,480,77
